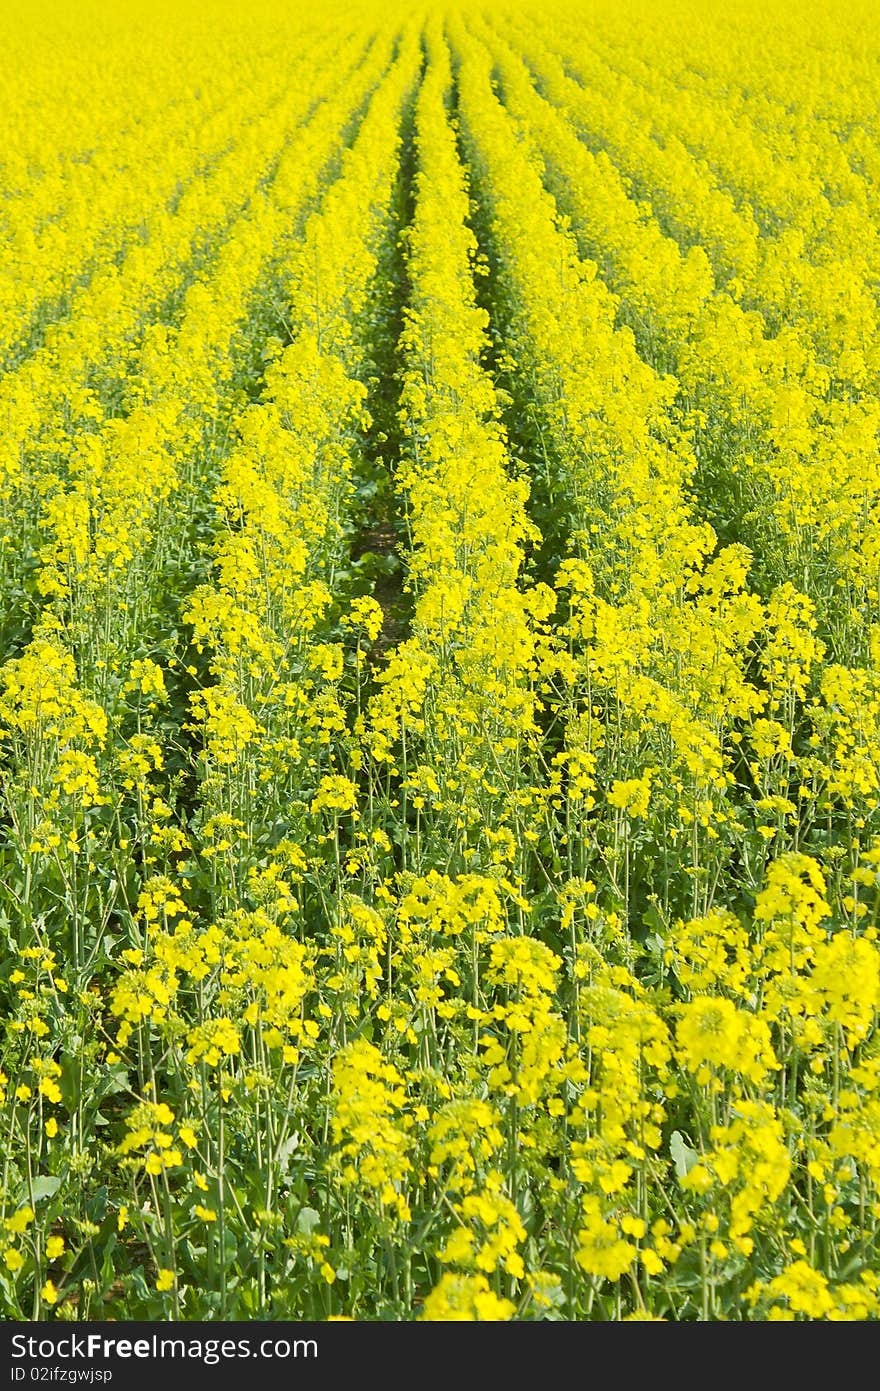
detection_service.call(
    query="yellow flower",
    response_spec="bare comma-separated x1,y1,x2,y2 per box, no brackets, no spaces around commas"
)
575,1216,637,1282
6,1207,34,1234
677,996,777,1083
421,1273,515,1321
38,1077,62,1104
608,773,653,819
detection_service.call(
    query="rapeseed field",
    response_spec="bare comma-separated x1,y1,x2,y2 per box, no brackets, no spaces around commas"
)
2,0,879,1322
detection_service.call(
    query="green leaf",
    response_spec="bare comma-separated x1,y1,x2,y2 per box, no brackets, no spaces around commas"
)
296,1207,321,1235
670,1131,698,1182
277,1132,300,1175
31,1175,62,1203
